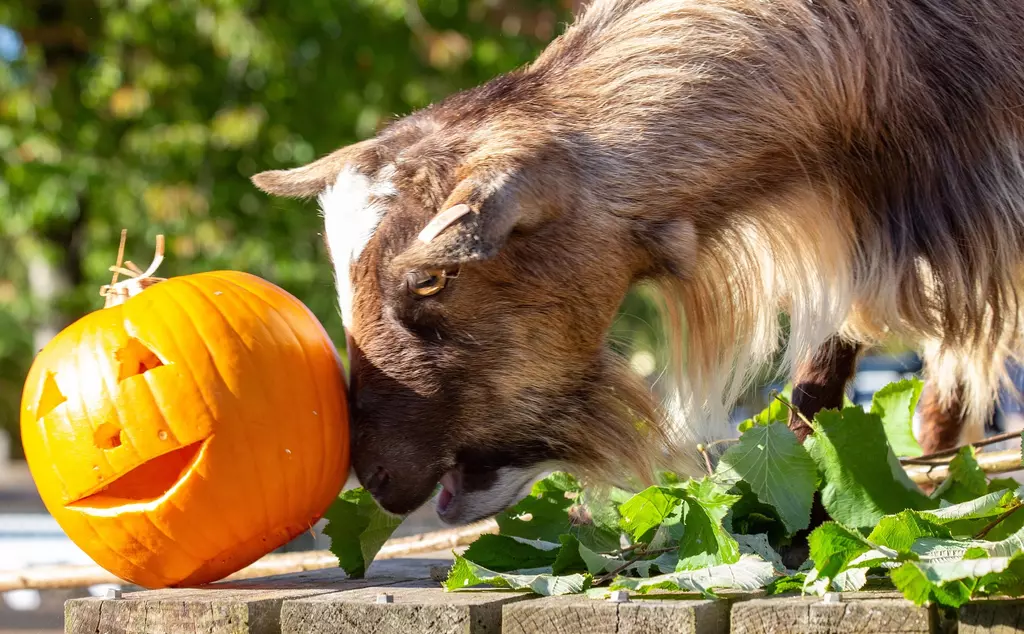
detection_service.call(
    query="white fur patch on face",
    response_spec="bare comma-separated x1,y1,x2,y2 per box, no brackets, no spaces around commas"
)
439,464,554,525
319,165,395,327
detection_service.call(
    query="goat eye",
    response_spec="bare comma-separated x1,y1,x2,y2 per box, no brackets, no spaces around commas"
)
407,269,449,297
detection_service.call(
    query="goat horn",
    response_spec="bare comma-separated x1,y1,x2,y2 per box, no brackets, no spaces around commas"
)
418,203,473,243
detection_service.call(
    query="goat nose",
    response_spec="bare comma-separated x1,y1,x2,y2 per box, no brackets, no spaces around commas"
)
363,466,391,498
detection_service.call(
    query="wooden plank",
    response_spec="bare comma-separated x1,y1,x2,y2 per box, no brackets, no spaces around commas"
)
280,580,529,634
959,598,1024,633
502,594,728,634
730,593,936,634
64,558,448,634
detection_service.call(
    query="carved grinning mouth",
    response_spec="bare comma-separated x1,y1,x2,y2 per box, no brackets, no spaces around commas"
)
66,439,209,511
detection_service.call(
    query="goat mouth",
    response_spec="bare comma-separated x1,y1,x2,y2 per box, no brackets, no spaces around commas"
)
434,463,543,525
435,469,462,520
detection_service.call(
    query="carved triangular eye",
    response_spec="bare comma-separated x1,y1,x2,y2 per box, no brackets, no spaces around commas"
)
36,371,67,419
116,338,165,382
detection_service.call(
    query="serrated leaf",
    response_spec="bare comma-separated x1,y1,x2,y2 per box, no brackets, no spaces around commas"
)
578,542,626,575
618,486,684,543
982,506,1024,542
735,533,788,574
461,534,561,572
929,489,1014,522
912,522,1024,561
744,395,791,429
930,446,988,504
444,556,589,596
867,510,951,553
551,534,588,575
611,554,775,598
833,567,869,591
870,379,924,457
807,522,875,582
715,421,816,535
322,488,404,578
765,574,807,595
726,480,787,544
497,472,620,551
891,561,975,607
804,407,935,531
978,552,1024,596
676,478,741,570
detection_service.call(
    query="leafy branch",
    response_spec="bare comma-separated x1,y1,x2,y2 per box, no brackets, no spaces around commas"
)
325,378,1024,609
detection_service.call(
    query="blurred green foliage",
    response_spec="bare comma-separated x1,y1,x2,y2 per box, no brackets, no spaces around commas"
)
0,0,668,458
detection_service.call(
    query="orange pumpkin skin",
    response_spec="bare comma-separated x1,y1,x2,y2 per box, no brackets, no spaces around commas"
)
20,271,349,588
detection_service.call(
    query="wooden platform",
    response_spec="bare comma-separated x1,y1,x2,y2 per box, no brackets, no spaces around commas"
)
63,557,1024,634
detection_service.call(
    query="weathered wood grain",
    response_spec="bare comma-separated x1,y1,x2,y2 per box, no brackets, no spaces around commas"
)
64,558,448,634
281,580,529,634
959,599,1024,633
502,594,728,634
730,593,936,634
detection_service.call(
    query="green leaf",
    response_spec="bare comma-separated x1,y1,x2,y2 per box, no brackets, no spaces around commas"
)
891,561,975,607
807,522,874,582
726,480,788,544
870,379,924,457
977,552,1024,596
551,534,588,575
578,542,626,575
323,488,404,578
804,407,935,531
765,574,807,595
747,396,791,429
981,506,1024,542
735,533,788,574
461,535,561,572
497,472,620,551
715,421,817,535
444,557,590,596
912,522,1024,561
989,478,1021,495
928,489,1014,523
675,478,741,570
833,567,869,592
930,447,989,504
610,555,776,598
618,486,685,543
867,511,951,553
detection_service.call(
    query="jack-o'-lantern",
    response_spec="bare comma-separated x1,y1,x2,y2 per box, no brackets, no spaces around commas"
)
20,233,349,588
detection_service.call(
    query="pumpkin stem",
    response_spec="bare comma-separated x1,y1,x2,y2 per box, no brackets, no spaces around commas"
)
100,233,167,308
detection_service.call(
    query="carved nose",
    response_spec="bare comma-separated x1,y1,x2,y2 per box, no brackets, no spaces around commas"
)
363,466,391,499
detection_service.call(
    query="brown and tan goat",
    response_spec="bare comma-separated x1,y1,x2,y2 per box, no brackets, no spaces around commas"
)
254,0,1024,523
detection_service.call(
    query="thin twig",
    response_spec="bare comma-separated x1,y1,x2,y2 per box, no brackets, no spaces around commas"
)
904,449,1023,485
900,429,1023,464
110,229,128,287
594,546,677,586
771,391,813,428
696,443,715,476
701,438,740,451
974,503,1023,539
609,543,646,557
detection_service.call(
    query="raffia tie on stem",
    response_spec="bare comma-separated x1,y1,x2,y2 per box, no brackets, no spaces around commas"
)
99,230,167,308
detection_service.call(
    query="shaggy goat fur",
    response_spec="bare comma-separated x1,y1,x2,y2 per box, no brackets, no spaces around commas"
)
254,0,1024,518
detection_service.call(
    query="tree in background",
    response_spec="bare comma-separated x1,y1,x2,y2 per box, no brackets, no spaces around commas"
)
0,0,667,457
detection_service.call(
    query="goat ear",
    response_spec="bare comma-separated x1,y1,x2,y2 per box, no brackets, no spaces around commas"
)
393,166,540,270
251,139,377,199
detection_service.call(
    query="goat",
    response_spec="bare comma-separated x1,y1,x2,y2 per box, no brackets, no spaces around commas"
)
253,0,1024,524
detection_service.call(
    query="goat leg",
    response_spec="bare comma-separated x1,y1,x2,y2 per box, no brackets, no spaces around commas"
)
788,337,864,438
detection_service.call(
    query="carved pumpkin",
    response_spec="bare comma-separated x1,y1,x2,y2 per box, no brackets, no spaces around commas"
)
20,235,349,588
